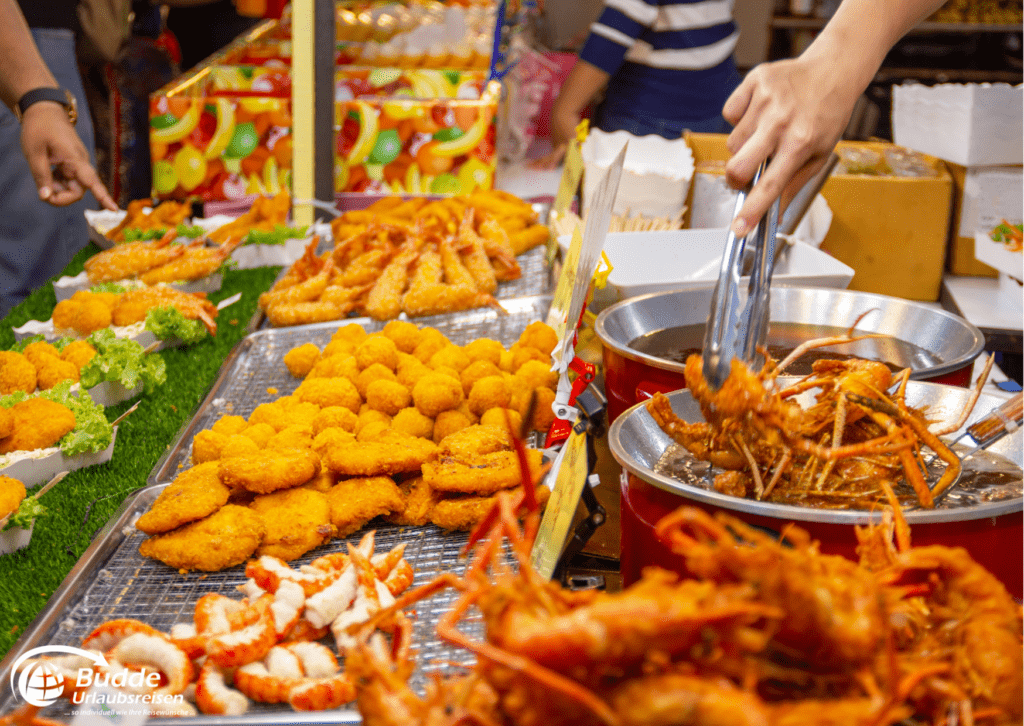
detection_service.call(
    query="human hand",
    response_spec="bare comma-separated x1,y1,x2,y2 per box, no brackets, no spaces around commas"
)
19,102,118,210
528,142,567,171
722,56,857,238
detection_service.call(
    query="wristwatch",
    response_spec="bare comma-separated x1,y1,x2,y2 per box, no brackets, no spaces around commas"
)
14,87,77,124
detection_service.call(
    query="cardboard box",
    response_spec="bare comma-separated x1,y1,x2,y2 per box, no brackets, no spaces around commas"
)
946,162,1022,276
683,134,952,301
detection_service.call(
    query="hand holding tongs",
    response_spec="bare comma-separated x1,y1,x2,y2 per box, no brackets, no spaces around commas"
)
701,161,781,390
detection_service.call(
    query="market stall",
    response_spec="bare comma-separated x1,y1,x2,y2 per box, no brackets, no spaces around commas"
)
0,0,1021,724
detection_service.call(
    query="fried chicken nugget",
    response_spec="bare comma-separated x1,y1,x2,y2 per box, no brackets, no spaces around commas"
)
311,406,358,436
324,476,404,537
308,354,360,384
438,424,511,459
60,341,97,372
355,363,397,399
514,359,558,391
284,342,322,378
433,409,472,443
385,477,441,526
295,377,361,413
191,429,228,464
412,373,464,418
321,338,356,359
332,322,368,345
312,427,356,461
135,462,230,535
240,423,276,448
468,376,512,417
430,484,551,531
249,488,335,561
0,476,26,519
365,379,412,416
396,353,431,389
429,345,471,373
0,399,75,453
381,320,422,354
323,429,437,477
0,351,37,395
479,408,522,434
218,448,321,493
463,338,504,367
517,321,559,356
424,448,546,496
391,407,433,440
355,334,398,371
355,409,391,435
36,357,80,390
138,505,265,572
266,425,314,451
460,360,502,396
211,415,249,436
220,434,261,459
0,407,13,439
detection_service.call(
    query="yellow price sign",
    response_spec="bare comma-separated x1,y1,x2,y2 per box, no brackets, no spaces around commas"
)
530,429,590,579
545,223,583,347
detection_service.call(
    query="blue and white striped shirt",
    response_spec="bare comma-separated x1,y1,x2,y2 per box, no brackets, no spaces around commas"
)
580,0,740,130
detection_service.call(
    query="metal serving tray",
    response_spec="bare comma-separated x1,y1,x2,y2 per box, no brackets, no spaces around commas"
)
154,294,551,485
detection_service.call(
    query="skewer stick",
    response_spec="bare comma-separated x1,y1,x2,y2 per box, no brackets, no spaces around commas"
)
0,471,68,530
112,401,141,427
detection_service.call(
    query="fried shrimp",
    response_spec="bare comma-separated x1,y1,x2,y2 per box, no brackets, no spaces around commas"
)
218,449,321,494
138,505,265,572
135,462,231,535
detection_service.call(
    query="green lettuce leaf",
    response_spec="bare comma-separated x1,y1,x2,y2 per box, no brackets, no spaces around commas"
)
4,496,45,531
120,227,167,242
10,336,75,353
245,225,308,246
177,223,205,239
89,282,129,294
144,307,208,344
81,329,167,393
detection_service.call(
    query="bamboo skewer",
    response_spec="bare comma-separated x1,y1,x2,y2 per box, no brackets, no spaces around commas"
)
0,471,68,530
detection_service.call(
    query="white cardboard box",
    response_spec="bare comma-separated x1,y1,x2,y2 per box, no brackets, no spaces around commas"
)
892,83,1023,167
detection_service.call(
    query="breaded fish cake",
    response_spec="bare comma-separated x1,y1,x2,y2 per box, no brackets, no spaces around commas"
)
324,476,404,537
218,448,321,493
249,488,335,560
135,462,230,535
0,398,76,453
0,351,37,395
0,407,13,439
430,484,551,531
138,505,265,572
424,448,546,496
438,424,511,459
385,477,440,526
323,430,437,477
0,476,26,519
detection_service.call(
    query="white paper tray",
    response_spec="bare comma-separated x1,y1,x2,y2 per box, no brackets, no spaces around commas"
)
0,427,117,488
53,272,223,303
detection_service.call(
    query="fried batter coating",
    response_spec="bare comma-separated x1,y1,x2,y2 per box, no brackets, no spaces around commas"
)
266,425,314,451
365,379,412,416
424,449,546,496
211,415,249,436
463,338,504,367
468,376,512,417
53,297,112,336
59,341,96,372
191,429,228,464
514,359,559,391
0,407,13,439
303,469,336,493
0,351,37,395
295,377,361,413
509,344,549,371
332,322,368,346
308,354,360,382
324,476,405,537
412,332,449,364
355,363,397,399
381,320,422,354
135,462,230,535
460,360,502,396
311,406,358,436
479,408,523,434
0,476,26,519
249,488,335,561
438,424,511,459
433,409,473,443
0,399,75,453
22,341,61,368
429,345,472,373
391,407,433,440
528,387,557,432
240,423,276,448
220,434,261,459
518,321,558,356
321,338,355,359
412,373,464,418
430,484,551,531
313,427,356,461
35,357,80,390
385,477,440,526
218,448,321,493
138,504,265,572
395,353,431,389
355,409,391,435
284,343,322,378
323,429,437,477
355,334,398,371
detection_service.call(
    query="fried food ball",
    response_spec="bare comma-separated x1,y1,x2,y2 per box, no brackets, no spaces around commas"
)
323,430,437,477
528,387,557,432
211,415,249,436
248,402,292,433
284,343,321,378
468,376,512,417
355,363,398,399
35,357,79,390
324,476,405,537
295,377,361,413
365,379,412,416
266,425,314,451
412,332,449,364
456,400,479,424
0,476,26,519
514,359,559,391
396,353,431,389
0,351,37,395
509,344,549,371
391,407,433,440
139,505,265,572
479,407,522,434
463,338,504,367
240,422,276,448
135,462,230,535
311,406,358,436
433,409,472,443
518,321,559,356
431,366,461,382
218,448,321,493
22,341,61,368
385,477,440,526
0,399,75,453
428,345,471,373
249,488,335,561
308,354,360,382
381,320,422,354
71,299,113,336
332,322,368,345
191,429,228,464
412,373,464,418
355,334,399,371
321,338,355,359
286,401,324,431
312,427,356,461
51,299,80,332
355,409,391,435
60,341,97,371
460,360,502,396
0,407,13,439
219,434,262,459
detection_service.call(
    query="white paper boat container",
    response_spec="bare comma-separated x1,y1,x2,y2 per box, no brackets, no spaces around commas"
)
54,272,223,302
0,522,33,556
892,82,1023,167
974,231,1024,282
582,129,695,219
559,229,854,300
82,380,143,407
0,427,117,488
230,237,309,269
12,318,185,353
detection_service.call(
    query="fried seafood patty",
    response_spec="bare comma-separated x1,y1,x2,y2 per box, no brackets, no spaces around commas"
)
423,448,546,496
0,476,26,519
324,476,404,538
385,477,440,527
138,505,265,572
430,484,551,531
0,399,76,453
135,462,230,535
249,487,335,560
323,430,437,477
218,448,321,493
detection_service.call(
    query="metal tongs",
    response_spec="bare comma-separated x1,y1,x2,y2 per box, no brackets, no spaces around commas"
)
702,161,781,390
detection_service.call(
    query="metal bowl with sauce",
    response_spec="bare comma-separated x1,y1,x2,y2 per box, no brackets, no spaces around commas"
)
595,286,987,421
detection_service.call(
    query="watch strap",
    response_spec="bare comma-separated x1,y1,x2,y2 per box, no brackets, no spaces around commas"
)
15,87,76,123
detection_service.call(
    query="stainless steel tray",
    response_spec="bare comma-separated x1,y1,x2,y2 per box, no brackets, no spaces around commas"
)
154,294,551,485
0,484,493,725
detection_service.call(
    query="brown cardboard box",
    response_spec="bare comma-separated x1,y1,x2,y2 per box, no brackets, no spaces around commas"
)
683,134,953,301
946,163,999,277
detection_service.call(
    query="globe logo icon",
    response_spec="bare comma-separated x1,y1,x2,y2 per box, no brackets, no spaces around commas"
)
18,661,65,707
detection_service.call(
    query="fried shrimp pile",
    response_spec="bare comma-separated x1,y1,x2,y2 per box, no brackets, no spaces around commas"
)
105,199,191,243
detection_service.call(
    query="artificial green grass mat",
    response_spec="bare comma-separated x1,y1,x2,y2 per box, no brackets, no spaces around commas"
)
0,245,281,659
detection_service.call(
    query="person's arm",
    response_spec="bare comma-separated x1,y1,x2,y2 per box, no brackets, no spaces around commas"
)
531,60,609,170
722,0,947,238
0,0,116,209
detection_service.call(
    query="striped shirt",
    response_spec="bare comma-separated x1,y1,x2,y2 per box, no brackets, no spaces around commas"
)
580,0,740,128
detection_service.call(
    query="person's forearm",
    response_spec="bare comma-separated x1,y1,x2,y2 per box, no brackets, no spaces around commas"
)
549,60,609,146
0,0,58,110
